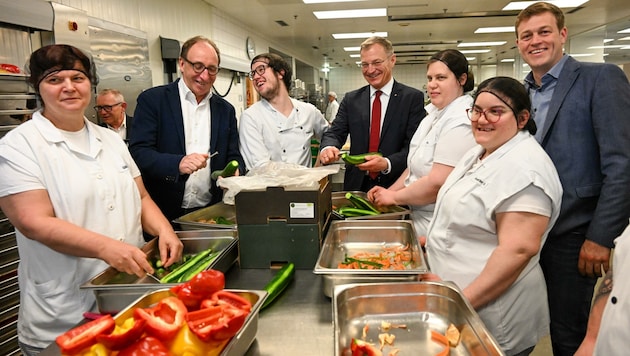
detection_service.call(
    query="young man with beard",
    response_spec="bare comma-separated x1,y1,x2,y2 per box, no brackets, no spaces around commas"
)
319,36,425,192
239,53,328,170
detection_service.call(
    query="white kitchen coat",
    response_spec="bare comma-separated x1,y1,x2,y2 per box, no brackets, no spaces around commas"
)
239,98,328,170
0,111,145,348
426,131,562,355
404,94,475,236
594,222,630,355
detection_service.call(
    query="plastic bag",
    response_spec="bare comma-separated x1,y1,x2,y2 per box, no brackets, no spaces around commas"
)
216,162,340,205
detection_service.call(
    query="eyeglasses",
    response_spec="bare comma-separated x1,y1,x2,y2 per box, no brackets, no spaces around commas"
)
359,57,390,70
466,107,510,123
94,102,122,112
183,57,220,75
248,64,268,80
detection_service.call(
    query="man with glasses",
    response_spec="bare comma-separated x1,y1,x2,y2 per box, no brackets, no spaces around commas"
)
95,88,133,144
319,36,425,192
129,35,244,224
239,53,328,170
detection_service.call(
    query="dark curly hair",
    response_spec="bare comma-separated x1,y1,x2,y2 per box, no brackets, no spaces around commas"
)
27,44,97,93
250,53,292,90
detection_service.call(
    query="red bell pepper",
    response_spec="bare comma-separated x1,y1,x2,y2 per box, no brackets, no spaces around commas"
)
95,317,146,350
188,269,225,295
206,290,252,312
55,314,115,355
170,283,204,310
117,336,172,356
134,296,186,340
350,338,383,356
186,304,248,342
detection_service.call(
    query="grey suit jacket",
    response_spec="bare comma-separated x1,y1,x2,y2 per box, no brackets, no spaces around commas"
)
529,56,630,247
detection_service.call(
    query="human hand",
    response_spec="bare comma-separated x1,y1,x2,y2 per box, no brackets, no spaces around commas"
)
367,186,397,207
319,147,340,165
578,239,611,278
179,153,209,175
357,154,387,173
157,230,183,269
102,240,155,278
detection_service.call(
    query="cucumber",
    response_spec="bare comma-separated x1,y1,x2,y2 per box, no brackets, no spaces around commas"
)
211,160,239,180
178,251,221,282
261,262,295,309
337,206,379,217
341,152,382,165
345,192,380,214
159,248,214,283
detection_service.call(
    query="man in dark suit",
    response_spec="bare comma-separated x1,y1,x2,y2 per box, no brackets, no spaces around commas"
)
96,88,133,144
516,3,630,355
129,36,243,223
319,36,425,192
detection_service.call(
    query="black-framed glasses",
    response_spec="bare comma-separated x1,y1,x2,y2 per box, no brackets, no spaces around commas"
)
466,107,510,123
248,64,268,80
94,102,122,112
183,57,220,75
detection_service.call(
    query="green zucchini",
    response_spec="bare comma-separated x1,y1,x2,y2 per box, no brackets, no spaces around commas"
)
337,206,379,217
261,262,295,309
345,192,380,214
178,251,221,282
211,160,239,180
159,248,214,283
341,152,382,165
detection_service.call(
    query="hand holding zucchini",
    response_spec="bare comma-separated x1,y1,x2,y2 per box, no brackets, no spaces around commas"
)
341,152,382,165
211,160,239,180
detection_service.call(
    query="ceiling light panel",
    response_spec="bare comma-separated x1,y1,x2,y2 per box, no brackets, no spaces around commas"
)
475,27,515,34
458,41,507,47
314,8,386,19
333,32,388,39
503,0,588,11
304,0,365,3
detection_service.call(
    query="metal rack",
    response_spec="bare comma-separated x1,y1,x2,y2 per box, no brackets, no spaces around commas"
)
0,209,19,356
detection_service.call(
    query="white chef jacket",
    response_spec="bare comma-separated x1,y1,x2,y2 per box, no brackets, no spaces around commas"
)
594,222,630,355
426,131,563,355
405,94,475,236
325,99,339,122
0,111,145,348
239,98,328,170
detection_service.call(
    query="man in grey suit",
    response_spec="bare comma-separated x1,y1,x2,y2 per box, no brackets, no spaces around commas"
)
319,36,424,191
516,3,630,355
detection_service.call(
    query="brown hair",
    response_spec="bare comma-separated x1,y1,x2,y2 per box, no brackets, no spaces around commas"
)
251,53,293,90
360,36,394,57
429,49,475,92
515,1,565,38
180,36,221,65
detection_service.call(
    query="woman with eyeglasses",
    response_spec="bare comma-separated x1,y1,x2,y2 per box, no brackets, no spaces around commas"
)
0,44,182,355
423,76,562,356
367,49,476,237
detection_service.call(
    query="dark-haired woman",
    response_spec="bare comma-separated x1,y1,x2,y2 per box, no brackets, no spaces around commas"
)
0,44,182,354
368,49,476,237
424,76,563,356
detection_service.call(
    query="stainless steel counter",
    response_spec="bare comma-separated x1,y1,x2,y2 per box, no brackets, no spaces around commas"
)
40,266,334,355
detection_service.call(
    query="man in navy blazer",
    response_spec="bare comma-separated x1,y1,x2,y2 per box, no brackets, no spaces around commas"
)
517,3,630,355
319,37,424,191
130,36,243,223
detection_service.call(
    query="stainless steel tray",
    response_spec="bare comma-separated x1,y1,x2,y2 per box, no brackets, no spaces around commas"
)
313,220,428,297
332,191,410,220
333,281,504,356
81,230,238,314
173,202,237,230
116,288,267,356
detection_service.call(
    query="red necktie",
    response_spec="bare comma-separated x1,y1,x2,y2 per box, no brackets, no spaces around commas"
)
368,90,382,179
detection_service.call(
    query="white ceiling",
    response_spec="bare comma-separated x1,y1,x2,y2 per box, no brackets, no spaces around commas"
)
204,0,630,69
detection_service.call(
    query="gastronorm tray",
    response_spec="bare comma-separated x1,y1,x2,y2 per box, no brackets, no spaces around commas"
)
333,281,504,356
313,220,428,297
173,202,237,230
331,191,410,220
118,288,267,356
81,229,238,314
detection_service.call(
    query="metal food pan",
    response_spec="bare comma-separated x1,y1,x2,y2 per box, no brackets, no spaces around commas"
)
173,202,237,230
333,281,504,356
313,220,428,297
331,191,409,220
116,288,267,356
81,230,238,314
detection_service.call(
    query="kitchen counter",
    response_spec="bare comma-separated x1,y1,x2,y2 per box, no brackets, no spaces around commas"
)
40,266,334,355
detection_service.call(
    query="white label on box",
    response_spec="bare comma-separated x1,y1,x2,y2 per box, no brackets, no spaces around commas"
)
289,202,315,218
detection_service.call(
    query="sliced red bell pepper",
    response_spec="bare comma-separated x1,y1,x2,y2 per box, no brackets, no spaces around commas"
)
186,304,248,342
134,296,186,340
205,290,252,312
188,269,225,295
95,317,146,350
170,283,204,310
350,338,383,356
117,336,171,356
55,314,115,355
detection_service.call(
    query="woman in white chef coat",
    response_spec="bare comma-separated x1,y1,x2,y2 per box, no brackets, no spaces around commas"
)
424,76,562,356
368,49,476,237
0,44,183,355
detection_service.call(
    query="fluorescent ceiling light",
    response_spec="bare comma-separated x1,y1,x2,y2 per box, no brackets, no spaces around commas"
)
344,47,361,51
314,8,385,19
587,45,625,49
466,57,476,61
603,39,614,43
333,32,387,39
459,49,491,54
349,54,361,58
458,41,507,47
618,28,630,34
304,0,365,3
568,53,595,57
501,58,515,62
622,46,630,50
475,27,515,34
618,36,630,41
503,0,588,11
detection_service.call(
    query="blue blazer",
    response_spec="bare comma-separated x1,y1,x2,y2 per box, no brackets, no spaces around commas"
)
532,56,630,247
129,79,243,221
320,80,425,191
